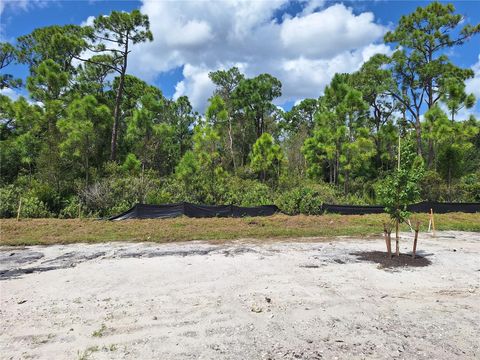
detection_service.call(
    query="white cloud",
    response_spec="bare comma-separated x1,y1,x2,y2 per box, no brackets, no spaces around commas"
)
119,0,390,111
80,15,95,27
166,20,213,48
0,0,51,17
0,87,20,100
280,4,384,59
466,54,480,100
464,54,480,120
173,64,215,109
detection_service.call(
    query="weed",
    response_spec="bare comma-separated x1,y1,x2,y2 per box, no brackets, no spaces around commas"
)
77,346,99,360
91,324,107,337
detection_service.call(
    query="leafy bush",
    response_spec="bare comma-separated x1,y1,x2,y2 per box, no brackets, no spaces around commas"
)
59,196,81,218
0,184,19,218
420,170,443,201
20,194,52,218
0,182,52,218
218,177,273,206
456,173,480,202
275,182,338,215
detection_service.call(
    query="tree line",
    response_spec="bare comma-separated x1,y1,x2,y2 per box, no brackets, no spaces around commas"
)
1,2,479,218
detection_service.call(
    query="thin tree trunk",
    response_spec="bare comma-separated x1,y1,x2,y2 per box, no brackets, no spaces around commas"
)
427,137,434,169
448,165,452,202
110,34,129,162
85,155,89,185
415,120,422,157
110,70,126,161
228,117,236,171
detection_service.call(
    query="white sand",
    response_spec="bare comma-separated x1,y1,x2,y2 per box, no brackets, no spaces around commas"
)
1,231,479,359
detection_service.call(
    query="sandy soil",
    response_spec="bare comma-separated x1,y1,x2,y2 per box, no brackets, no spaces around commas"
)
1,231,479,359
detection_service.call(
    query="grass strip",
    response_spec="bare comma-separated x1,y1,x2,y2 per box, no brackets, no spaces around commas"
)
1,212,479,246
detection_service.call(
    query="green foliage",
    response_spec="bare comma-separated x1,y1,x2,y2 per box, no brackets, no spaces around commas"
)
0,42,22,89
249,133,283,183
59,196,81,219
376,142,424,223
275,182,338,215
0,184,19,218
420,171,444,202
121,153,142,175
27,59,69,101
19,195,52,218
303,73,374,192
0,183,53,218
384,1,479,161
218,177,273,206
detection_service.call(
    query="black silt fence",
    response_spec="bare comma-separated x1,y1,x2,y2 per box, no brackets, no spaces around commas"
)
109,203,280,220
323,201,480,215
109,201,479,220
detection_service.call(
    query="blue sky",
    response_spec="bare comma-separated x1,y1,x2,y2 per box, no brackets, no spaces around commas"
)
1,0,479,115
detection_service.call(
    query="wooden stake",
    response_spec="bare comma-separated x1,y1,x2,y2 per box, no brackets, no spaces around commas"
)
384,222,392,259
78,203,81,219
387,230,392,258
412,221,420,259
407,219,414,233
430,208,435,237
395,219,400,257
383,223,390,258
16,198,22,221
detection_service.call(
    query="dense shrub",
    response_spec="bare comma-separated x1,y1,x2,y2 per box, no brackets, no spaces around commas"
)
218,177,273,206
59,196,81,218
456,173,480,202
275,182,338,215
420,171,444,201
0,181,53,218
0,184,19,217
20,194,52,218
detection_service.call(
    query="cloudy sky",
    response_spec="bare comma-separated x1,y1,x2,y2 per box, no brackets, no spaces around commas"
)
1,0,479,115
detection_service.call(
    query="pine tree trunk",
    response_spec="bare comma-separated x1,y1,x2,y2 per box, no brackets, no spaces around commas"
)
110,34,129,162
415,120,422,157
228,117,236,171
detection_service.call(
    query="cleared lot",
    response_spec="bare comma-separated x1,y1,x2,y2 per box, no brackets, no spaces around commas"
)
1,231,479,359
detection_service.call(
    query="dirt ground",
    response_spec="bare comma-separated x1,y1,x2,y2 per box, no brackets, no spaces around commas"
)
1,231,479,359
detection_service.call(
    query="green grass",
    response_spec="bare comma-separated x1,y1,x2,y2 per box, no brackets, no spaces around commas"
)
1,213,478,246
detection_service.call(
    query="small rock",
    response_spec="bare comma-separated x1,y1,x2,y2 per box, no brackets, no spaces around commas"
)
265,297,271,303
17,300,27,304
153,316,158,320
